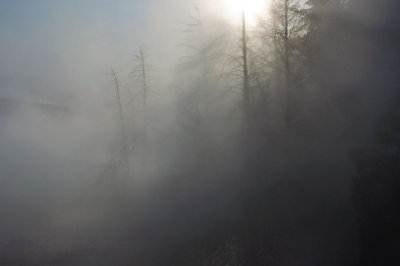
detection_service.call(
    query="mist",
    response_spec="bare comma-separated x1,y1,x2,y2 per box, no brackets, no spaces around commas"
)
1,0,400,265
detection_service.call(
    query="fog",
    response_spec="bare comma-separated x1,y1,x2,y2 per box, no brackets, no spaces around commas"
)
1,0,400,265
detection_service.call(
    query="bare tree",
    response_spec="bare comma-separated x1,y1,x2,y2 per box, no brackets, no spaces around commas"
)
110,68,130,178
242,11,251,119
132,47,151,176
256,0,309,125
179,6,230,109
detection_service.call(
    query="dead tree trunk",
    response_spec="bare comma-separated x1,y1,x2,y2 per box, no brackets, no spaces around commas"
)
284,0,291,125
133,47,149,176
242,11,250,119
140,48,148,176
111,68,130,177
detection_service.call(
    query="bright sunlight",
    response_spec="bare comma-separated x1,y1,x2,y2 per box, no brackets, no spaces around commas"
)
224,0,269,25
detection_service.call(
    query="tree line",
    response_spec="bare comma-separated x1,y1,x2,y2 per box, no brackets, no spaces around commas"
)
102,0,400,265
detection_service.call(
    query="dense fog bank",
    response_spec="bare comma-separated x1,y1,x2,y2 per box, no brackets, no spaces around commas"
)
1,0,400,265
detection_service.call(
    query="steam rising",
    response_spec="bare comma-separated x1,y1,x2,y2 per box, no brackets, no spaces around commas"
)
1,0,400,265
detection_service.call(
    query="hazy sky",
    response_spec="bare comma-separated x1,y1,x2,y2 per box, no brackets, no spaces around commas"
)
0,0,204,104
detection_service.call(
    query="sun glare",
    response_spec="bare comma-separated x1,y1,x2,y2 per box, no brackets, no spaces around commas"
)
224,0,268,26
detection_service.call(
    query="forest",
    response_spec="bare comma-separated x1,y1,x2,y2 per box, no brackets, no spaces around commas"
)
1,0,400,265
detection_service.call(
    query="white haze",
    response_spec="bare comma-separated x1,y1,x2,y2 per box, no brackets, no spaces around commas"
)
1,0,399,265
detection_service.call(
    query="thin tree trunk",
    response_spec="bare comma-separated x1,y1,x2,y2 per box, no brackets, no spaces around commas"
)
111,68,130,177
196,7,210,110
242,11,250,119
284,0,291,125
139,47,148,176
